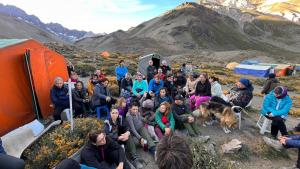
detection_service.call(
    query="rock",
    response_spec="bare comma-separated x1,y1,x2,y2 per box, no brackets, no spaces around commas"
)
221,139,242,154
198,135,211,143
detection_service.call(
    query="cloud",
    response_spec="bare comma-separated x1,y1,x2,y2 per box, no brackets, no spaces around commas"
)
0,0,156,33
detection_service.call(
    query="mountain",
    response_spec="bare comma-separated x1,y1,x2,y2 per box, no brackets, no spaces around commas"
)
0,13,63,42
198,0,300,23
75,2,300,62
0,3,95,42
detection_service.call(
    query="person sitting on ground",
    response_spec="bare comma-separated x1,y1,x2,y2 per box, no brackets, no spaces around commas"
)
91,78,117,111
184,73,199,97
132,72,148,99
160,60,171,75
154,87,173,110
120,73,133,98
171,94,200,137
50,77,69,121
126,103,156,157
156,68,166,80
261,86,292,138
81,130,131,169
189,73,211,111
105,108,143,169
56,158,95,169
156,135,193,169
115,60,128,95
87,74,99,98
148,75,164,97
209,76,226,100
139,94,159,142
72,81,91,117
155,102,175,140
210,78,254,108
263,125,300,169
163,74,177,98
174,70,187,95
146,60,157,83
95,69,106,82
117,97,128,119
261,73,280,95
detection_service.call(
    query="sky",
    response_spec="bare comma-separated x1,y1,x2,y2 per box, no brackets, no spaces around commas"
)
0,0,195,33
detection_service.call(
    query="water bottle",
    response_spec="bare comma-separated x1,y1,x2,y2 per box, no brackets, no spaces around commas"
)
143,139,148,151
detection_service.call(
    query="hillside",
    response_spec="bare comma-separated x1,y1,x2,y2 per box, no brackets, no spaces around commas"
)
0,3,96,42
75,2,300,62
0,14,63,43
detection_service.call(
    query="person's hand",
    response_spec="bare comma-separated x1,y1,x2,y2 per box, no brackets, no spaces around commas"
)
116,162,124,169
188,116,194,123
137,94,141,98
121,132,130,141
118,135,124,141
268,113,274,117
140,138,145,146
106,96,111,102
143,92,148,98
165,128,171,136
279,138,287,145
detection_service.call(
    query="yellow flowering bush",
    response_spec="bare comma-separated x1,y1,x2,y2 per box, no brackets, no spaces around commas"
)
22,118,103,169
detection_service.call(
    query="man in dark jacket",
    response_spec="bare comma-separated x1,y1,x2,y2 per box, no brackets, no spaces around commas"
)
120,73,133,98
261,73,280,95
50,77,69,121
92,78,117,110
171,95,200,137
146,60,157,83
104,109,143,169
81,130,131,169
164,74,177,98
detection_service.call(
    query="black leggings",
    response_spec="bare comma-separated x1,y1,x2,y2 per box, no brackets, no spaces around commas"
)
265,115,288,137
210,96,232,107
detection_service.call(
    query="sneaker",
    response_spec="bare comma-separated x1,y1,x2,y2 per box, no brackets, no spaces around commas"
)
263,136,283,151
131,158,144,169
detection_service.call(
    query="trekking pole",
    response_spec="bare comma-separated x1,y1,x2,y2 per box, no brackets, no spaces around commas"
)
68,78,74,132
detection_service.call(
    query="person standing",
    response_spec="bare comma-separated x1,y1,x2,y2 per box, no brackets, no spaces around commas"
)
115,60,128,95
160,60,171,76
146,60,157,83
261,73,280,95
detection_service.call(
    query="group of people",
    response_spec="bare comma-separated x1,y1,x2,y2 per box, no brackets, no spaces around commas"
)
47,60,299,169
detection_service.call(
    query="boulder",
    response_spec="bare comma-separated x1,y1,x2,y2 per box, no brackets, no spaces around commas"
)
221,139,242,154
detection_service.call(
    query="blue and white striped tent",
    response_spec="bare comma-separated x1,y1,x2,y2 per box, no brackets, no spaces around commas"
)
234,64,271,77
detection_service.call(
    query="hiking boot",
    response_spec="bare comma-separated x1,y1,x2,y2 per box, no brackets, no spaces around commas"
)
263,136,283,151
131,158,144,169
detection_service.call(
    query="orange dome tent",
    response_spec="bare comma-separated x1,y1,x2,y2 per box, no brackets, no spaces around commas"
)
0,39,68,136
100,51,110,58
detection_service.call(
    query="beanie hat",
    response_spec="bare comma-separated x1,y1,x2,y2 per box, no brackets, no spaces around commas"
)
239,78,250,87
274,86,287,99
268,73,276,79
174,94,184,101
56,159,81,169
142,99,154,109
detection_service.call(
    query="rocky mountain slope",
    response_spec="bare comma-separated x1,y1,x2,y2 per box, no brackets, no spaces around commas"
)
0,3,95,42
0,14,63,43
198,0,300,23
75,2,300,62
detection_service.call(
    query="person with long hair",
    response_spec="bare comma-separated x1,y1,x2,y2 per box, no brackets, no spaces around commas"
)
155,102,175,140
72,81,90,117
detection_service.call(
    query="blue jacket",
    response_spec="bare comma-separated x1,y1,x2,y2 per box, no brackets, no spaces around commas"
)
148,79,164,95
285,135,300,148
261,91,292,119
132,80,148,95
115,66,128,81
50,85,69,107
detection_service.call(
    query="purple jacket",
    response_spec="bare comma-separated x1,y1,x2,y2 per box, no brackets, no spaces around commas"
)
118,107,128,118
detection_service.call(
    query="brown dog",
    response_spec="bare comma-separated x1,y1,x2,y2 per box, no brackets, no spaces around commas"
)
198,102,237,133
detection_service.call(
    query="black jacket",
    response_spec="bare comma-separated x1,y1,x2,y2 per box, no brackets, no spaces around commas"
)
72,88,88,105
171,103,190,123
104,116,129,142
147,65,157,80
164,80,177,96
121,78,133,92
174,75,187,88
195,80,211,96
81,136,125,169
50,85,69,107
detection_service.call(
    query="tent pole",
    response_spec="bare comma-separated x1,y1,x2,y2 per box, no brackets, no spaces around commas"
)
68,79,74,132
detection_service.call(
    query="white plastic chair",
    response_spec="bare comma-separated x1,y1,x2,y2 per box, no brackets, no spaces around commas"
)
231,99,253,130
256,115,271,134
